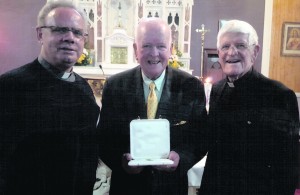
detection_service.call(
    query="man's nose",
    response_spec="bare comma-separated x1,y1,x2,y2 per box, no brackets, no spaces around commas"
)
150,47,159,56
227,45,238,55
62,31,76,43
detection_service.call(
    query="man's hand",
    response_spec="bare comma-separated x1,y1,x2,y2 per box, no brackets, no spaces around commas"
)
121,153,144,174
153,151,180,172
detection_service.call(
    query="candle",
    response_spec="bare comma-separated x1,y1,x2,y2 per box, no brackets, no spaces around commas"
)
204,77,212,113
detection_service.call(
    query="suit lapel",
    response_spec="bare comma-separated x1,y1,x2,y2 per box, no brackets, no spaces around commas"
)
133,67,147,119
129,67,174,119
156,68,173,118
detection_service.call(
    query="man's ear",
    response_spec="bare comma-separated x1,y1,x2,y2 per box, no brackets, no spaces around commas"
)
253,44,260,59
133,43,138,60
36,27,43,42
251,44,260,64
254,45,260,58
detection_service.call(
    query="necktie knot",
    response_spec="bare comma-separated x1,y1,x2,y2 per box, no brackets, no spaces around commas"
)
149,82,156,90
147,82,158,119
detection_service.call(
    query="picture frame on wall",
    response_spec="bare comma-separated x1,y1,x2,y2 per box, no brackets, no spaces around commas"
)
281,22,300,57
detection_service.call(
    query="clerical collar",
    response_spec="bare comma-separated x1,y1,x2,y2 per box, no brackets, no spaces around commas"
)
226,68,254,88
227,82,235,88
61,72,72,79
38,56,75,82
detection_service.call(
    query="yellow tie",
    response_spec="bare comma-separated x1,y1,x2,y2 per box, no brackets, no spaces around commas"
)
147,82,158,119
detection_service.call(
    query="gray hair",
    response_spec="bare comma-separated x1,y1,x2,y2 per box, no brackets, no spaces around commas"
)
217,20,258,48
37,1,87,30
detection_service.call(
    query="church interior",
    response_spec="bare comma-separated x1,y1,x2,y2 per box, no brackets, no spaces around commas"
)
0,0,299,194
1,0,299,102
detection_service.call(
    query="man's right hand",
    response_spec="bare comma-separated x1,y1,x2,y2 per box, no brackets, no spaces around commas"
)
121,153,144,174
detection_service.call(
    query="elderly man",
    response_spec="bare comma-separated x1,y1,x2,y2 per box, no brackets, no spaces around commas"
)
98,17,207,195
0,1,100,195
199,20,300,195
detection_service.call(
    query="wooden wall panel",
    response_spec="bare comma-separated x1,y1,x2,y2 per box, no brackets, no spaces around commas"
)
270,0,300,92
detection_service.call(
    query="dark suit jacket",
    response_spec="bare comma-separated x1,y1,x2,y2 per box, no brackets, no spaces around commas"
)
0,59,100,195
199,68,300,195
98,66,207,195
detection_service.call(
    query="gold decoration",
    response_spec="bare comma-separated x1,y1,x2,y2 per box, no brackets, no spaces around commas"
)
76,48,93,66
168,46,184,69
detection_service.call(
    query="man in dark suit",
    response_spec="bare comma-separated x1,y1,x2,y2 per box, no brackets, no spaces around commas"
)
98,17,207,195
199,19,300,195
0,2,100,195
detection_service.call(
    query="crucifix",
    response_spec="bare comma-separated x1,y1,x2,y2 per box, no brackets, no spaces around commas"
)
195,24,210,81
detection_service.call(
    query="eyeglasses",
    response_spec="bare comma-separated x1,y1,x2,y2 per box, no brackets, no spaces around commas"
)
39,26,88,39
219,43,253,52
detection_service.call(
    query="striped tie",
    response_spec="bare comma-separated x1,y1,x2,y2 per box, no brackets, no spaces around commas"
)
147,82,158,119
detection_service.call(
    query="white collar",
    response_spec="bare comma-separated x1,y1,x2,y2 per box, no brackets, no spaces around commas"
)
142,70,166,92
61,72,72,79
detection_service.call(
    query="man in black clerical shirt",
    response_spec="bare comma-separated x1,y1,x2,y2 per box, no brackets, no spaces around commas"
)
0,1,100,195
199,19,299,195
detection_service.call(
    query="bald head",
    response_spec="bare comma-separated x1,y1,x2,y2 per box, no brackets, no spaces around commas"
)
133,17,172,80
135,18,172,47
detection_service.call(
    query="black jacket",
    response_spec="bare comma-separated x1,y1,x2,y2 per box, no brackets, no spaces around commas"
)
98,66,207,195
0,59,100,195
199,68,300,195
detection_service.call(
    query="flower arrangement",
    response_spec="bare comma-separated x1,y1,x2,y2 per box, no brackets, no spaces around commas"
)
76,48,93,66
168,46,184,69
